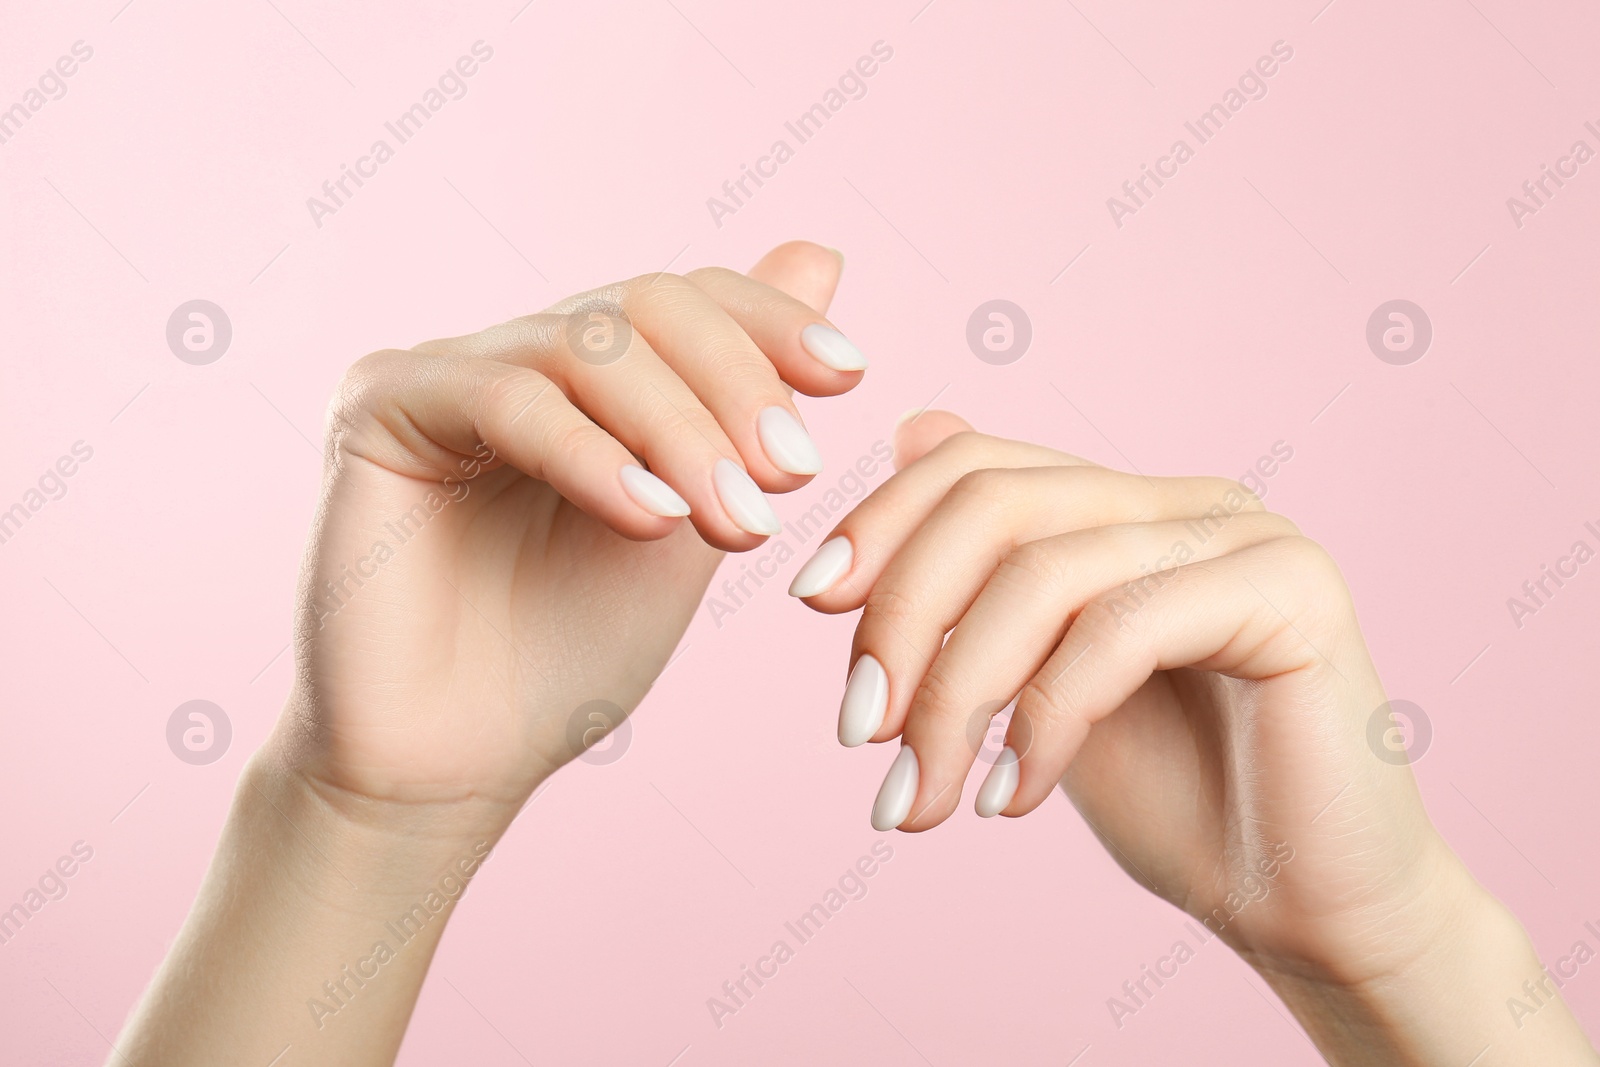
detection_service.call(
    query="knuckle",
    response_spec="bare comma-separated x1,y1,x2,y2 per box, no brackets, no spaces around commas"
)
345,347,410,385
327,349,412,441
1213,475,1267,511
999,540,1072,592
494,313,561,353
930,430,992,470
549,418,604,463
1077,591,1147,649
911,661,966,722
690,266,791,321
1015,678,1062,722
623,271,692,306
549,283,630,319
684,265,740,288
863,584,919,632
658,394,728,449
1277,535,1342,584
704,344,779,386
479,364,531,421
947,465,1013,505
1260,536,1354,636
1255,512,1302,539
1014,677,1080,745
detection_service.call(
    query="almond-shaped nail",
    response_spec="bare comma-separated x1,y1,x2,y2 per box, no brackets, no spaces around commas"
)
975,747,1019,818
620,465,690,517
871,745,919,831
712,458,780,536
837,652,886,747
800,324,868,372
758,407,823,476
790,537,852,599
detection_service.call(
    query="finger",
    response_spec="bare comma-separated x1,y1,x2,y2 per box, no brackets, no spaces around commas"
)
788,430,1094,611
333,350,686,541
745,239,842,315
686,261,866,397
415,313,777,550
892,512,1298,830
1002,536,1353,817
843,467,1265,752
617,271,824,488
892,409,974,469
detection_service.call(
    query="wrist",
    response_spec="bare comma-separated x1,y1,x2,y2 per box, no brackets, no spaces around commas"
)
244,738,508,909
1248,847,1597,1065
261,704,530,853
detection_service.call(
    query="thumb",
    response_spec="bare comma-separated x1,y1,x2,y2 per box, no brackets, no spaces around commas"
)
893,409,974,470
746,240,843,315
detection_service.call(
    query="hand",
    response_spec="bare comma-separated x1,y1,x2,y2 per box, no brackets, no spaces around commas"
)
116,244,866,1067
277,241,861,833
791,412,1596,1064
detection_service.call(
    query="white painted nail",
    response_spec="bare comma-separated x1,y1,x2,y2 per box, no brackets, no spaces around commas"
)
800,324,868,372
713,458,780,536
619,465,690,517
871,745,919,831
789,537,853,599
975,747,1019,818
758,407,823,476
837,652,887,747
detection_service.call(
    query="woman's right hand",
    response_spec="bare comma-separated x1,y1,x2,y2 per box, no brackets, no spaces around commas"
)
276,240,861,838
118,242,867,1067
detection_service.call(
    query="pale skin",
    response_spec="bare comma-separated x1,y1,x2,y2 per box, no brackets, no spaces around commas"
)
799,414,1597,1064
113,243,1595,1066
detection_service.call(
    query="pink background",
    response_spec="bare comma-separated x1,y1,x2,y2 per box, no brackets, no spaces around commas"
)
4,0,1599,1063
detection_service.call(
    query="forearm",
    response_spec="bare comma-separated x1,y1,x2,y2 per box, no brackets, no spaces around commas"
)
1254,872,1597,1066
115,732,509,1067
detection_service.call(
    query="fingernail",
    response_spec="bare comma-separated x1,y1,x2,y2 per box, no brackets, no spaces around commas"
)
713,458,781,536
837,652,886,747
619,465,690,517
895,407,924,428
790,537,853,599
871,745,919,831
801,324,868,372
758,407,823,476
827,247,845,269
975,747,1019,818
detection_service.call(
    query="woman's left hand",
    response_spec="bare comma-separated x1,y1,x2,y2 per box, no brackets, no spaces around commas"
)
789,411,1478,1012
